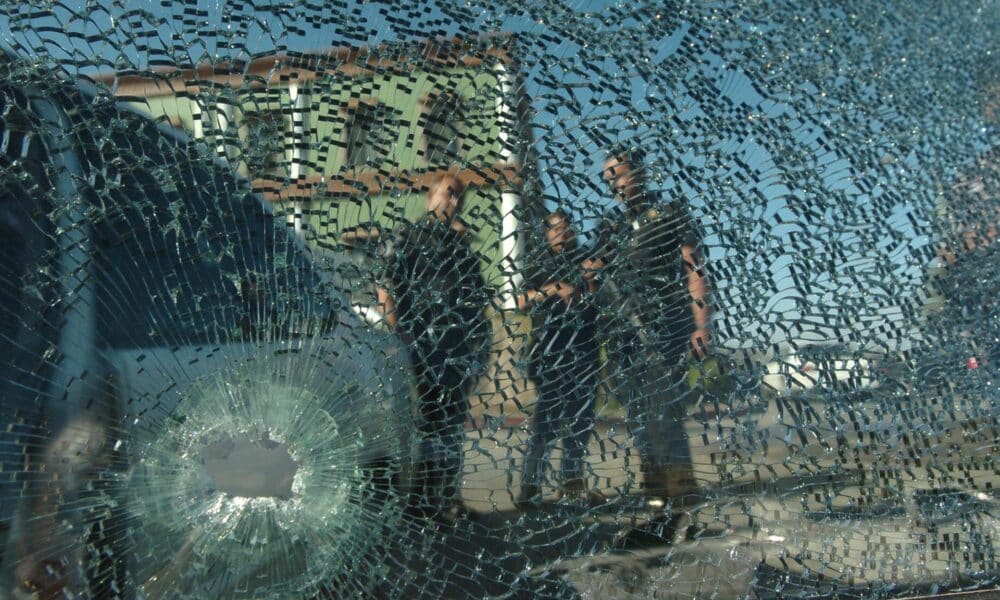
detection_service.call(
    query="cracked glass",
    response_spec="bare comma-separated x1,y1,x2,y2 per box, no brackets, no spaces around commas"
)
0,1,997,598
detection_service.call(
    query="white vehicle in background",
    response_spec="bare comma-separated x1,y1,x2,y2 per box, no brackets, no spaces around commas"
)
762,346,878,396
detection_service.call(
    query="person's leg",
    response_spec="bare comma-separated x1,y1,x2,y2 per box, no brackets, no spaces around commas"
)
410,357,447,515
437,368,470,510
643,347,698,501
616,333,676,497
520,374,559,503
615,343,653,493
559,368,594,489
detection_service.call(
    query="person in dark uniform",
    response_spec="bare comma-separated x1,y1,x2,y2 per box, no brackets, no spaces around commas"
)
585,145,711,503
516,211,601,506
376,174,492,520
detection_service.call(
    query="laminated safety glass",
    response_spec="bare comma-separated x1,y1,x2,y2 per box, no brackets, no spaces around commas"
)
0,1,997,598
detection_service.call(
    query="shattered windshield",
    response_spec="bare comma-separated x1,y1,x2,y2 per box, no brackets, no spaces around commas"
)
0,1,997,598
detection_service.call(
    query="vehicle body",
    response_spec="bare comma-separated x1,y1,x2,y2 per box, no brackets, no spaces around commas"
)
761,346,879,397
0,53,414,598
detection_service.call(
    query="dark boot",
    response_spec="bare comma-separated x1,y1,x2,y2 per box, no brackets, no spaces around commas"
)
406,459,444,519
643,464,702,507
559,478,604,505
516,483,543,508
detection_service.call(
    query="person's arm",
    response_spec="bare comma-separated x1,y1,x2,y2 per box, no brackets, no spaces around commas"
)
581,257,605,293
516,259,542,310
541,281,578,303
582,217,616,293
376,286,398,329
517,255,573,309
374,224,406,329
517,288,543,311
517,281,578,310
682,243,711,358
340,226,381,245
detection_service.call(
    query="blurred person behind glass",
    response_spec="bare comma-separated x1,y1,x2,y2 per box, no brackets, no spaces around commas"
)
517,211,601,506
375,174,492,521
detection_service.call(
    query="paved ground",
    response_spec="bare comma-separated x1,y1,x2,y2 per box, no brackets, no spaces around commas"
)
443,385,1000,598
460,419,642,513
